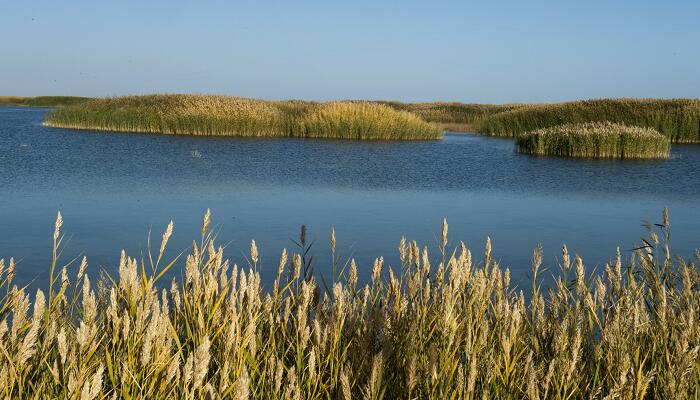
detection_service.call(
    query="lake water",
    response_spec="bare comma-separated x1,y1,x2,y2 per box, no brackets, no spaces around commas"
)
1,106,699,289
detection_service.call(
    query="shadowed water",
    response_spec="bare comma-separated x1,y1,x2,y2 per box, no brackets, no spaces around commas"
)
1,106,699,288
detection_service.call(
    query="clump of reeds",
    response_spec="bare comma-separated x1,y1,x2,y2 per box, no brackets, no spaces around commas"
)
478,98,700,143
44,95,442,140
298,101,442,140
516,122,671,159
0,209,698,399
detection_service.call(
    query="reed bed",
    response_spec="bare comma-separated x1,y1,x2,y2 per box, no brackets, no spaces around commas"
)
0,209,698,399
44,95,442,140
516,122,671,159
478,98,700,143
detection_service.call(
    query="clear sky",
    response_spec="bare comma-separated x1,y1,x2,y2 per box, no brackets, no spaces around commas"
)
1,1,698,103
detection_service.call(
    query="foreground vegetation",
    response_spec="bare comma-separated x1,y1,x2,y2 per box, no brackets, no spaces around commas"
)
477,98,700,143
516,122,671,159
44,95,442,140
0,96,92,108
0,210,697,399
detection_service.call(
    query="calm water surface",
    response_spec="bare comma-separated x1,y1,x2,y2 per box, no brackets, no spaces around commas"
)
1,107,698,288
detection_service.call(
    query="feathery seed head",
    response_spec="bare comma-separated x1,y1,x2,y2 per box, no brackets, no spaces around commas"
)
442,218,448,248
160,221,174,257
202,208,211,238
54,211,63,240
250,240,258,265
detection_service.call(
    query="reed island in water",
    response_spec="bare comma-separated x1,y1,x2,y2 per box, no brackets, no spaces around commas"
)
515,122,671,159
6,94,700,158
42,94,443,140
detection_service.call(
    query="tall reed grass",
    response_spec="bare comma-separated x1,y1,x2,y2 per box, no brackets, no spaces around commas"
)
44,95,442,140
516,122,671,159
0,209,697,399
478,98,700,143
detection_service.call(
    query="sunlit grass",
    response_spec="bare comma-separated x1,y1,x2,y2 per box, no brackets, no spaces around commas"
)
0,209,697,398
516,122,671,159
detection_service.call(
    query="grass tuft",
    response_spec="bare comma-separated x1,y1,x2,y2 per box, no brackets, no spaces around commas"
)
516,122,671,159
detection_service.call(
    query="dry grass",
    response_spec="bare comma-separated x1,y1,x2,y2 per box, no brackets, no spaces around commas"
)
516,122,671,159
478,98,700,143
0,209,697,399
44,95,442,140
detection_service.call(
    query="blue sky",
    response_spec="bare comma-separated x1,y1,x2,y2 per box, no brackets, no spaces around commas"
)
1,1,698,103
